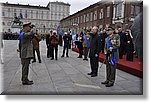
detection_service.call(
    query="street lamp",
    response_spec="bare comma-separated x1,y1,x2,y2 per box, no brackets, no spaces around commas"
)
43,25,45,34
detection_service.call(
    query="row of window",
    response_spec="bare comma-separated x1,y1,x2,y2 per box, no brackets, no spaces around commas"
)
2,10,49,19
63,6,110,26
2,9,69,20
51,12,68,20
62,3,141,26
51,4,69,12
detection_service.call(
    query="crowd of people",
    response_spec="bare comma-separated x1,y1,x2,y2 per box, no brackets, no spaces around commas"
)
3,32,19,40
75,26,136,62
15,11,142,87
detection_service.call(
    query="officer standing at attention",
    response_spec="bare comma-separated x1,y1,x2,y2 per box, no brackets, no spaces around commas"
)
101,26,120,87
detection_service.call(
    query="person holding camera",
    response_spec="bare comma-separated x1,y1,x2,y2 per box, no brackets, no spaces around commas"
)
50,31,59,60
32,30,42,63
101,26,120,87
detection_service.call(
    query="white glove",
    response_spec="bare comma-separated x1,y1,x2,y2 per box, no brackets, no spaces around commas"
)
109,47,113,52
95,54,98,57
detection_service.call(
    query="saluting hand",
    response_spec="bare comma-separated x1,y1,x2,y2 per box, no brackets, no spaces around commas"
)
95,54,98,57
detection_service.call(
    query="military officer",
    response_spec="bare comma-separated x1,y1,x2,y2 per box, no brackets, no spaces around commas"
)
18,22,35,85
101,26,120,87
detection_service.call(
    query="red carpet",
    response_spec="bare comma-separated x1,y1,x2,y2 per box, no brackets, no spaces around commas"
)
72,48,143,78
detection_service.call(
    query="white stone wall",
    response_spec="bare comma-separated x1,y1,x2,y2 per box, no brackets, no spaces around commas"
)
49,3,70,21
2,2,70,34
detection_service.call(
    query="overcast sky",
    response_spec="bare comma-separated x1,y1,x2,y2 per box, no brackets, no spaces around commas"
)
1,0,101,14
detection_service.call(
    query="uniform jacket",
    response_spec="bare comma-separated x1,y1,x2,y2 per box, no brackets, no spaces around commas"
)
104,34,120,61
46,34,50,46
63,34,72,45
20,32,34,59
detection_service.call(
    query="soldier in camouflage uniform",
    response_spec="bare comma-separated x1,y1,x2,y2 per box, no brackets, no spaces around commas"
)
101,27,120,87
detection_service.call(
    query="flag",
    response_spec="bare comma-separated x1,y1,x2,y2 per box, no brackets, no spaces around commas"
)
57,25,60,35
106,37,117,65
72,31,76,42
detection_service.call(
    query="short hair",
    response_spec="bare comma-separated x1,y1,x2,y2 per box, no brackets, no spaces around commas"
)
86,29,91,32
92,26,98,30
108,26,115,30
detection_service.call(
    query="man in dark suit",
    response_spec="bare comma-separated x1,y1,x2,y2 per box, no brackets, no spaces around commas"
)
88,26,100,77
46,31,53,58
46,33,50,58
76,32,84,58
118,27,126,59
19,22,34,85
61,32,72,57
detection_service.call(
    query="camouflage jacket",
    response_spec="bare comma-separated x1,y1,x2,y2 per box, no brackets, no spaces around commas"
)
104,34,120,61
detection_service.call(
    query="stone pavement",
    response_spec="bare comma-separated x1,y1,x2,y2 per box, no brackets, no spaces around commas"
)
1,40,143,95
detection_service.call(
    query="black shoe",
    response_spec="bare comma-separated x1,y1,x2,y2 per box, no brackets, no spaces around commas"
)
51,58,54,60
87,72,92,75
27,80,33,83
39,61,42,63
101,81,109,85
66,56,69,57
83,59,88,61
56,58,57,60
61,55,64,57
105,82,114,87
22,81,34,85
91,74,97,77
32,60,36,63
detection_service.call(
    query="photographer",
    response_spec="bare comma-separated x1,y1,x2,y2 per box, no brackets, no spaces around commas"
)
101,26,120,87
50,31,59,60
32,30,42,63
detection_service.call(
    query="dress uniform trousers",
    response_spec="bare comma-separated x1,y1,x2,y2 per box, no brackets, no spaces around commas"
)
106,60,116,83
21,58,31,81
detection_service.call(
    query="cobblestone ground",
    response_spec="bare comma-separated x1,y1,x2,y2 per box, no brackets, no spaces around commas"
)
1,40,143,95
